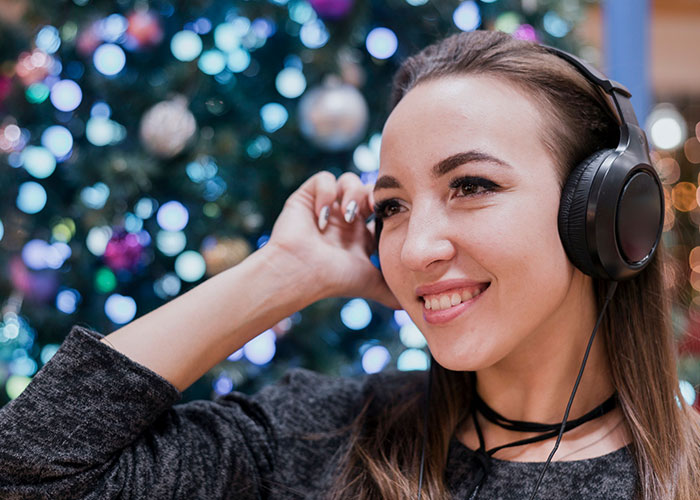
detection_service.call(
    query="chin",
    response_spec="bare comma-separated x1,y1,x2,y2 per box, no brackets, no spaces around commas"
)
426,336,500,373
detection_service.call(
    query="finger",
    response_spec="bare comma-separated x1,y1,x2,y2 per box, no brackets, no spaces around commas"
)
307,171,338,231
337,172,368,224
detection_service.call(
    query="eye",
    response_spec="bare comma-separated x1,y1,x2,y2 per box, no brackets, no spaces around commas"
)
373,199,404,220
450,176,499,198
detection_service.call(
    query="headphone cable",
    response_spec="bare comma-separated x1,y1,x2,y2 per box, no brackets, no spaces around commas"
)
527,280,618,500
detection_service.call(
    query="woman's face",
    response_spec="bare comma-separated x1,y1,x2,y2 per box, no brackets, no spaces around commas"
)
376,75,591,372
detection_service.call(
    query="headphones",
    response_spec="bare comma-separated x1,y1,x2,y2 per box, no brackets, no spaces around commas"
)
374,46,665,283
548,45,664,282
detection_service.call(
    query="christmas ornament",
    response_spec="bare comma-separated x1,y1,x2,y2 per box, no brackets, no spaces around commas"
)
201,236,252,276
298,77,369,152
103,228,146,273
139,95,197,158
309,0,354,20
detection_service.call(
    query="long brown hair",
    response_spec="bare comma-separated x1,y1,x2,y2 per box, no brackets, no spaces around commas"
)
328,30,700,500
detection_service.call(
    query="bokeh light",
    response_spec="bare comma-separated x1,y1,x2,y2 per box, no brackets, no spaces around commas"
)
365,27,398,60
340,298,372,330
494,11,521,33
654,157,680,185
647,104,687,150
17,181,47,214
6,376,32,400
157,200,189,231
399,322,427,349
684,137,700,164
260,103,288,132
300,19,329,49
453,1,481,32
397,349,429,371
41,126,73,158
105,293,137,324
156,230,187,256
56,288,81,314
86,226,112,256
49,79,82,112
275,67,306,98
213,374,234,395
170,30,203,62
227,48,251,72
198,50,226,75
244,329,276,365
93,43,126,76
679,379,696,406
671,182,697,212
36,25,61,54
174,250,206,282
362,345,391,374
21,146,56,178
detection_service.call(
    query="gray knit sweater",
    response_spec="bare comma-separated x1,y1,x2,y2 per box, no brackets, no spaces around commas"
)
0,325,638,499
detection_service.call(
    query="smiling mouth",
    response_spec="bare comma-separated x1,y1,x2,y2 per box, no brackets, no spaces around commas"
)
421,283,490,311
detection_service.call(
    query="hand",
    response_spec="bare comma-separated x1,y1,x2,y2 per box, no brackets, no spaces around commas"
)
266,171,400,309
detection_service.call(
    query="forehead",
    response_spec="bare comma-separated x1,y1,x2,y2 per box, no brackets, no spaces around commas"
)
379,75,551,179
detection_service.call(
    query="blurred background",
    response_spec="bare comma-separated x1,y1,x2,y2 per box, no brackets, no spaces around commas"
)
0,0,698,407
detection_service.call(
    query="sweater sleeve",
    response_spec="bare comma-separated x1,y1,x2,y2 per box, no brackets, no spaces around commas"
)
0,325,278,500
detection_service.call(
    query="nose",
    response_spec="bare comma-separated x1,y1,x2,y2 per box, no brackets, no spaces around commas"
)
400,203,456,272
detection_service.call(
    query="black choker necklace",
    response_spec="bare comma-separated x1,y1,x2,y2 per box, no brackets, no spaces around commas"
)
464,390,618,499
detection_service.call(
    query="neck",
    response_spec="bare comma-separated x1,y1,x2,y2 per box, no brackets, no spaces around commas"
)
474,277,614,425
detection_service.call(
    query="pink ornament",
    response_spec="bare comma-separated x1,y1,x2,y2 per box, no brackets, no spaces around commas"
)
309,0,354,20
103,229,145,272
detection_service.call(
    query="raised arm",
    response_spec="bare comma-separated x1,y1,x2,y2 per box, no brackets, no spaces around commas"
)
99,171,398,392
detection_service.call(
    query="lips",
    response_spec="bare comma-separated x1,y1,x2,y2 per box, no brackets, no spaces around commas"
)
415,279,491,325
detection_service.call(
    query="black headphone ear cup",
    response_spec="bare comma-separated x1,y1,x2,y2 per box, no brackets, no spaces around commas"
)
558,149,614,278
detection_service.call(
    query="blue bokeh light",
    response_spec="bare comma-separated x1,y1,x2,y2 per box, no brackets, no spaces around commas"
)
361,345,391,374
397,349,429,371
56,288,81,314
93,43,126,76
157,200,189,231
40,344,60,365
21,146,56,178
340,298,372,330
41,126,73,159
244,329,276,365
260,103,288,133
275,67,306,98
227,48,251,73
453,1,481,32
543,11,571,38
105,294,137,324
171,30,203,62
198,50,226,75
80,182,110,209
365,27,398,60
50,80,82,112
679,379,696,406
35,25,61,54
174,251,206,282
17,181,47,214
300,20,329,49
213,374,234,395
156,230,187,256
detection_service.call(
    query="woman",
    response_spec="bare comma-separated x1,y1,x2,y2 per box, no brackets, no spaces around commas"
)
0,30,698,499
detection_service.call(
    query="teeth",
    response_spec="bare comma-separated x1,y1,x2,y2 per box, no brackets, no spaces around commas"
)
422,286,487,311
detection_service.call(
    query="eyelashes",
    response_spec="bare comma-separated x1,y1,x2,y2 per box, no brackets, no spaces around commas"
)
373,176,500,221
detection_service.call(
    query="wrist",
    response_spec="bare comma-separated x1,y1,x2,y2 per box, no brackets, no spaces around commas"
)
252,242,329,308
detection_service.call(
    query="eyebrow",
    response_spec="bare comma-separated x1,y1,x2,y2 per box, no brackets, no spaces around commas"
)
373,150,513,192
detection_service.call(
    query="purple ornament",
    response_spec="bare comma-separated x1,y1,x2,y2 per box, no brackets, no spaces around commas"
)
103,228,146,272
309,0,354,20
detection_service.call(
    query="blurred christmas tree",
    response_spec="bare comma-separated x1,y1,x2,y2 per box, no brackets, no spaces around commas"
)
4,0,695,409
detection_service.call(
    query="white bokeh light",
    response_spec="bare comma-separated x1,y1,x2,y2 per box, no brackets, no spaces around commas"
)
365,27,398,60
93,43,126,76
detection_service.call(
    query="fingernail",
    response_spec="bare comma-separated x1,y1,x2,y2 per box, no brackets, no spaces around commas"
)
318,205,330,230
344,200,358,223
